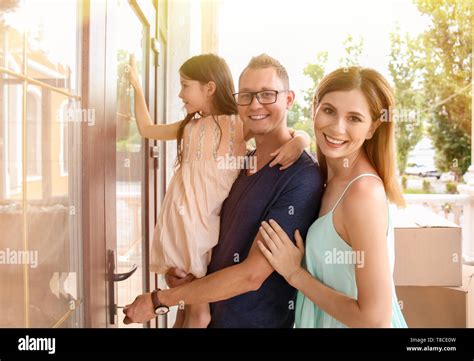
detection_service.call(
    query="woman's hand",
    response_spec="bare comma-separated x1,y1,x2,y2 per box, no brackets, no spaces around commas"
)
269,136,306,170
257,219,305,285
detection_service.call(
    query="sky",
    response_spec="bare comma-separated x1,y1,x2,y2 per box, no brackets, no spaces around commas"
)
218,0,432,101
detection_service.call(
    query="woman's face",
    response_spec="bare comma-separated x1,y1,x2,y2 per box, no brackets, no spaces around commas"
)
313,89,379,161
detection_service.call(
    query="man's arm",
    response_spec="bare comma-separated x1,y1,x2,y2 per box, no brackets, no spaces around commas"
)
122,231,273,324
159,231,274,306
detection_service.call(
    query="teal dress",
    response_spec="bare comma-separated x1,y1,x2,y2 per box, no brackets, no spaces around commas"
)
295,174,407,328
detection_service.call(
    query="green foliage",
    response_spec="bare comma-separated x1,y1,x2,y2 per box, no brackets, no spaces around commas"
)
446,182,458,194
338,35,364,68
415,0,472,173
428,111,471,172
422,179,432,193
389,27,425,173
401,175,408,190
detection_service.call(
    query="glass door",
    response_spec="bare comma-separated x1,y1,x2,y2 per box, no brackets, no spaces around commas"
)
104,0,156,328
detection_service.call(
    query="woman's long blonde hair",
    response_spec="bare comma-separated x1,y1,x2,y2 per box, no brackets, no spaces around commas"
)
313,66,405,207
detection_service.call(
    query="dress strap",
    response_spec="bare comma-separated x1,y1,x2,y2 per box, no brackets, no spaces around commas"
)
331,173,382,213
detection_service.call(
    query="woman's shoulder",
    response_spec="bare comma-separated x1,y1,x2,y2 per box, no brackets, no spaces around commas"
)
340,174,387,215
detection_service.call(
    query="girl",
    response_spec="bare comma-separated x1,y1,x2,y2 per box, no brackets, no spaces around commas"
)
128,53,310,328
257,66,408,328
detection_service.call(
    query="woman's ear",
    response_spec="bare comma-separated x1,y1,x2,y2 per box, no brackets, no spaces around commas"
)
366,119,382,140
207,81,217,97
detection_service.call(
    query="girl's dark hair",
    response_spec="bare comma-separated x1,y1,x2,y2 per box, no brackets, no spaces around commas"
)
176,54,237,167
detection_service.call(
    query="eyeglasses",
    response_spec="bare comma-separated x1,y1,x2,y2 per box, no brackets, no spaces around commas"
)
233,90,289,106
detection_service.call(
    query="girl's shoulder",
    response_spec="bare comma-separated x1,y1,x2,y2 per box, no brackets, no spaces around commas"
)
198,113,240,123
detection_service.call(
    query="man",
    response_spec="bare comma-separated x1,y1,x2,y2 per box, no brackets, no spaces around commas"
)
123,54,324,327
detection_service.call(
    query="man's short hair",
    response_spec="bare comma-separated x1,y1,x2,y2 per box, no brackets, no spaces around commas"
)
239,54,290,89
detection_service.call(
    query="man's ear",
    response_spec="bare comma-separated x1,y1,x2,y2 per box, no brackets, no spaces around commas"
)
366,119,382,140
207,81,217,97
286,90,296,109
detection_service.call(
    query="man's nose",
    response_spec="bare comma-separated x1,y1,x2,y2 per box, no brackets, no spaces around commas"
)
248,94,263,110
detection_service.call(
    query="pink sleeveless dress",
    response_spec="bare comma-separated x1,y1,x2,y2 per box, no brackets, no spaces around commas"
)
150,114,247,278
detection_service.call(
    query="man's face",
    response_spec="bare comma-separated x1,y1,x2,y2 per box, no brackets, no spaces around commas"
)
238,67,294,135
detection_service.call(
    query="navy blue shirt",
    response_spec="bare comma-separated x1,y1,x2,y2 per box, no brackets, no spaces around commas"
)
207,150,324,328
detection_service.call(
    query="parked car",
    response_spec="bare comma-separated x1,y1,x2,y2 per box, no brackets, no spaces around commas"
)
404,164,441,179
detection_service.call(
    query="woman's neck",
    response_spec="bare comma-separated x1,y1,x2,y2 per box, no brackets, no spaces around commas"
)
326,149,365,182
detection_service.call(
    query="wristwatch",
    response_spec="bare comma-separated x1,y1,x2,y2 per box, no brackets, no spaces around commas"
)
151,289,169,315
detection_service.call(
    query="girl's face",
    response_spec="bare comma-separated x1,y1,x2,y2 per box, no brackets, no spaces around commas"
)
178,74,212,114
313,89,379,161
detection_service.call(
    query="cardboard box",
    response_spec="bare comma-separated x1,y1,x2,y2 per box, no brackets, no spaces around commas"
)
393,206,462,286
396,265,474,328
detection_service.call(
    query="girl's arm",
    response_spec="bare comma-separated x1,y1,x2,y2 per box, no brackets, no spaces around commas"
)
243,121,310,146
129,56,182,140
258,178,393,328
268,128,311,170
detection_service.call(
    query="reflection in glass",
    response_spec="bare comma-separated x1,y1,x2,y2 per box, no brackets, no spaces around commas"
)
0,0,82,327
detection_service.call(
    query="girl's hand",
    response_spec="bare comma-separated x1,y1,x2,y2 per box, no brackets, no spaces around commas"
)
269,136,306,170
165,268,195,288
257,219,305,284
128,54,141,90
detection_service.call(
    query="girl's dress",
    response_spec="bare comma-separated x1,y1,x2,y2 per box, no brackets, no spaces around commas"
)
150,114,246,278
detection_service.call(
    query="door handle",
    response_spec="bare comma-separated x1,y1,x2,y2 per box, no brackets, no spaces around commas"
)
150,145,159,158
113,264,138,282
107,249,138,324
150,144,160,170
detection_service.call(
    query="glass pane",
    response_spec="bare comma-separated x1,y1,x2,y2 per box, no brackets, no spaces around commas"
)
25,86,81,328
0,70,25,327
114,0,146,328
0,0,82,328
24,0,78,93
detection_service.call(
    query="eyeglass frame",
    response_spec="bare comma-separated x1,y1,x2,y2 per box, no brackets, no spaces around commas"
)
232,89,290,106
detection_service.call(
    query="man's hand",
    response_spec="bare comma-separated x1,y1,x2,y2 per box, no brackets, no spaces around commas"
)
123,293,155,325
165,268,195,288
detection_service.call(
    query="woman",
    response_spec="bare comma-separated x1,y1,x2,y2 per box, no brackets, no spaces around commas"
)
257,66,407,328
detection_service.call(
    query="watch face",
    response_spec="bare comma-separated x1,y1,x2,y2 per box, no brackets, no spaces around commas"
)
155,306,169,315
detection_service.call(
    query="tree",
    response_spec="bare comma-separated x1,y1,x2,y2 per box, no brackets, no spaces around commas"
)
389,27,425,173
338,35,364,68
287,51,329,154
415,0,472,174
